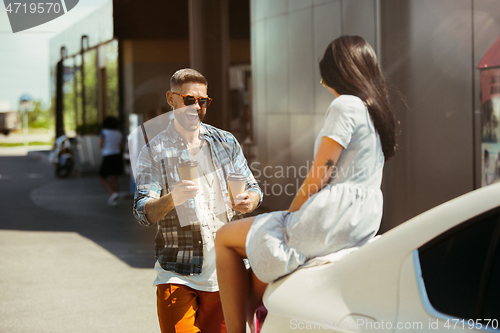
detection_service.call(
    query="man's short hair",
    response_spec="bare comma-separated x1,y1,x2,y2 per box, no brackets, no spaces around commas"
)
170,68,208,91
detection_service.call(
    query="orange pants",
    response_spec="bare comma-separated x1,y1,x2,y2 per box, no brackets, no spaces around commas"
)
156,284,226,333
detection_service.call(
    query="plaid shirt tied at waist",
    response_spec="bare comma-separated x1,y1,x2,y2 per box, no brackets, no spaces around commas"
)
133,121,262,275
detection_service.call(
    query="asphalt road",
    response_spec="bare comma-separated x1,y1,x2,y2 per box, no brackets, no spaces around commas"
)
0,152,160,332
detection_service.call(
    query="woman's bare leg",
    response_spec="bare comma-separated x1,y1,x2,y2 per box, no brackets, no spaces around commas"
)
246,269,268,324
216,216,258,333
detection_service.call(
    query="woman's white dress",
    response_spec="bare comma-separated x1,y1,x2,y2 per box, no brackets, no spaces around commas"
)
245,95,385,283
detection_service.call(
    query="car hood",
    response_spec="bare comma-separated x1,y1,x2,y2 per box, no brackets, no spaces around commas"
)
263,182,500,325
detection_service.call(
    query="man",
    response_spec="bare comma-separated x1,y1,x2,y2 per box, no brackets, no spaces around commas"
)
133,68,262,333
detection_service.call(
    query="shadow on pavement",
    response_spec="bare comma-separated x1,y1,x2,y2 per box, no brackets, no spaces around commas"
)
0,154,157,269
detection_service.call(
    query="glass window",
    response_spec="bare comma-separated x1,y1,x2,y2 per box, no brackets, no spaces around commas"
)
74,55,83,128
63,57,76,136
106,40,119,118
419,210,500,320
83,48,98,130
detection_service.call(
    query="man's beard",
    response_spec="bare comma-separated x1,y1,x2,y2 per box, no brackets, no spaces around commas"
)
174,107,206,132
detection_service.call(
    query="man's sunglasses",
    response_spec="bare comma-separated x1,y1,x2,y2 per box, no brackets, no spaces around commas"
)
171,92,212,108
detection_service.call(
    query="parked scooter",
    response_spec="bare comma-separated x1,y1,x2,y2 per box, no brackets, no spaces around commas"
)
49,135,76,178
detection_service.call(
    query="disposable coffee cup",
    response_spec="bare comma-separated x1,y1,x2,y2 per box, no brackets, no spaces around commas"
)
178,161,199,187
227,172,247,203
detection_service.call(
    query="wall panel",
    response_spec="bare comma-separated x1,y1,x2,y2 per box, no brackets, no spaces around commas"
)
313,1,342,115
266,16,289,115
289,8,315,115
406,0,474,216
250,0,498,218
342,0,376,47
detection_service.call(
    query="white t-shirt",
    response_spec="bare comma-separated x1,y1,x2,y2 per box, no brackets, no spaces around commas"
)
154,141,229,291
314,95,384,189
246,95,385,283
100,129,123,156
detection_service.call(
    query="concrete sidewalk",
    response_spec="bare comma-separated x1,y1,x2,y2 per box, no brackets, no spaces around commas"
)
0,151,160,333
0,231,159,333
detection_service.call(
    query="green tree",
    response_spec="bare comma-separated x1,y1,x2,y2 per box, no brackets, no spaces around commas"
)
23,100,53,129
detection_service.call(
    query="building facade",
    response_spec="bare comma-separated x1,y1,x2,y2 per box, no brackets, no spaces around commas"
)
49,0,251,168
49,0,500,230
250,0,500,231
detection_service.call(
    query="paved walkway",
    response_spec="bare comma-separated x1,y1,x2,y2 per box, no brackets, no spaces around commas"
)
0,230,159,333
0,150,160,333
1,148,256,332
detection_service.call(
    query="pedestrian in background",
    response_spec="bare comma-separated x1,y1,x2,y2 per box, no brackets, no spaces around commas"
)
215,35,399,333
98,116,124,206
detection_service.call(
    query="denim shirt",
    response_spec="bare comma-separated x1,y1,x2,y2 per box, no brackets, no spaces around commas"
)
133,121,262,275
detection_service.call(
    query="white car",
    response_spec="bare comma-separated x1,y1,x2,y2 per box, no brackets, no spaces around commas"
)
259,182,500,333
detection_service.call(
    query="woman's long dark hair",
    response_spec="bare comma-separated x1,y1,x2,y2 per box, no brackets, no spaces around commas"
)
319,35,397,161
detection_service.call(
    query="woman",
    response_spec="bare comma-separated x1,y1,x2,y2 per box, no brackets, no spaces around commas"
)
98,116,124,206
215,35,398,333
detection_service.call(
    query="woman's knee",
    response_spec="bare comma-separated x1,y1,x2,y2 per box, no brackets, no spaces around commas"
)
215,223,231,249
215,217,254,250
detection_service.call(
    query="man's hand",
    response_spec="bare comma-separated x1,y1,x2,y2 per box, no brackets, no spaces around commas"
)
229,191,259,214
144,180,197,224
171,180,199,206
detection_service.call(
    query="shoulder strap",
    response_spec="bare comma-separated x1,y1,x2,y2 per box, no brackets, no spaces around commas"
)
140,123,170,193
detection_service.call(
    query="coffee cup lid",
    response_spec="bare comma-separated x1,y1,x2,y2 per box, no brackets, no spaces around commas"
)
179,161,198,167
227,172,246,181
